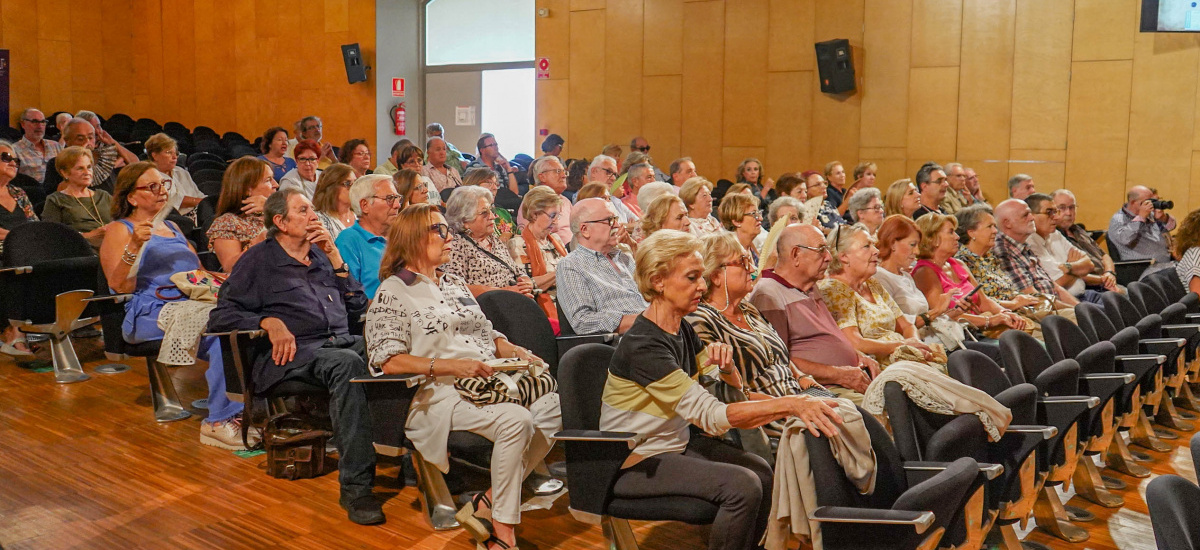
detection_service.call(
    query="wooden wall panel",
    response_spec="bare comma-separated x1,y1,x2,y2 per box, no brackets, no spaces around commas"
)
1010,0,1072,151
571,0,607,10
766,71,811,178
536,0,571,80
859,0,912,149
5,0,42,120
680,1,724,175
1127,33,1198,208
605,0,644,146
1064,60,1133,230
643,0,682,76
537,79,570,155
722,146,766,183
1073,0,1136,61
955,0,1014,161
642,75,683,168
906,66,959,162
810,0,864,169
911,0,962,68
722,0,769,148
767,0,814,72
567,9,606,160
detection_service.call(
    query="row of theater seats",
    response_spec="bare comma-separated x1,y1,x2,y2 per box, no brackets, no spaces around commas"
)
5,214,1200,549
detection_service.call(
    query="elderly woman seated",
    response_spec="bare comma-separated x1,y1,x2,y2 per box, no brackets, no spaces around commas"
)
279,139,324,199
444,185,533,298
602,229,842,550
145,133,205,221
311,163,358,240
952,204,1066,314
844,186,884,235
509,185,566,325
717,192,766,265
680,177,721,235
42,146,112,248
207,157,277,271
639,193,691,241
365,204,560,550
801,170,845,229
817,223,946,370
463,167,514,240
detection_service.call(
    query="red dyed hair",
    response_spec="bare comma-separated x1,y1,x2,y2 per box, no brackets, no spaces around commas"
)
876,215,920,261
292,139,321,159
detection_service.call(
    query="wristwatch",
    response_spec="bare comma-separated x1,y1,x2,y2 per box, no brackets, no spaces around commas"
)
333,264,349,274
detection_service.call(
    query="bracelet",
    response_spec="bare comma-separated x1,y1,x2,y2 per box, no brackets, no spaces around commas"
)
427,358,436,378
918,313,931,327
1105,270,1115,275
121,249,137,265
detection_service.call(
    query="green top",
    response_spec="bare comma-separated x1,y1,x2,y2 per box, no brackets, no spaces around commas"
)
42,189,113,233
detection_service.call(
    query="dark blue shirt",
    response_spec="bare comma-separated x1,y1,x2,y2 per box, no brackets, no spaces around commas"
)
207,238,367,390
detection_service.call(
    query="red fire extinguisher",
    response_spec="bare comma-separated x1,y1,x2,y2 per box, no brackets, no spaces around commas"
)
390,102,406,136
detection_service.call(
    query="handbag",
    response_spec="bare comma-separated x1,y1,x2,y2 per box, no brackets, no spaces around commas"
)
263,413,333,480
166,269,227,303
454,359,557,408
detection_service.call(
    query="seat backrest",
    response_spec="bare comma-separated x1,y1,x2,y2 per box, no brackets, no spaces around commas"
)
2,221,96,265
1128,281,1159,315
883,381,988,464
807,409,907,511
947,349,1014,397
556,299,577,336
1101,291,1140,330
1152,268,1189,303
557,343,616,431
1041,314,1092,362
1076,302,1115,342
476,290,559,374
1147,475,1200,550
1000,329,1078,393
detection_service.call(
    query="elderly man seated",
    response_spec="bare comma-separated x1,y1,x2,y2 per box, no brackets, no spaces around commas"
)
556,198,646,334
747,223,878,404
336,174,401,299
13,108,62,183
207,188,381,525
1052,189,1122,293
1024,193,1112,303
991,198,1079,307
1109,185,1176,277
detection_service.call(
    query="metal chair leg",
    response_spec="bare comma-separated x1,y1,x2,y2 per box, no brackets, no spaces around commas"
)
602,517,640,550
47,333,90,384
412,450,460,530
146,357,190,423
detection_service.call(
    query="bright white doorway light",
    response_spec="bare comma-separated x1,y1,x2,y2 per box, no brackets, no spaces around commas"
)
481,68,536,157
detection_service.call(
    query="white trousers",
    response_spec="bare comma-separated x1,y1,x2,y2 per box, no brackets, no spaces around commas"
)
449,392,562,524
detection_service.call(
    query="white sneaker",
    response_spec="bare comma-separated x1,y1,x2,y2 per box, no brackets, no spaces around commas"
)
200,414,261,450
0,340,34,357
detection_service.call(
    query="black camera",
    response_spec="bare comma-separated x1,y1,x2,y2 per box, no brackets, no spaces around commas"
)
1151,199,1174,210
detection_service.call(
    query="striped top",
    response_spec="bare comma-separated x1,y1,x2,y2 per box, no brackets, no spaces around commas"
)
600,315,732,467
686,301,801,401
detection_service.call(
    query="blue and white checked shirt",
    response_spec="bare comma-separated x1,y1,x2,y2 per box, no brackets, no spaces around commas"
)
556,244,647,334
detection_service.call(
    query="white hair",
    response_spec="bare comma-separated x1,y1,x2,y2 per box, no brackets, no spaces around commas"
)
348,174,393,216
637,181,675,213
445,185,494,234
1050,188,1075,201
589,155,616,174
530,155,563,178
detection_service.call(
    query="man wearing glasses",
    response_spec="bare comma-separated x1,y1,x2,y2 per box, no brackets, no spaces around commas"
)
629,136,668,182
13,108,62,183
1025,193,1112,302
748,224,878,404
520,155,573,244
939,162,972,215
286,116,339,168
1053,189,1121,292
557,198,646,335
468,133,520,195
912,162,949,220
587,155,619,190
336,175,402,299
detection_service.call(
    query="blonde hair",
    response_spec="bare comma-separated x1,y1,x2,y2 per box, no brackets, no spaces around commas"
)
55,146,94,178
884,178,915,217
576,182,610,201
144,133,177,157
717,192,759,231
380,204,439,281
915,212,958,259
700,232,745,299
678,176,713,208
519,185,562,221
825,223,870,275
634,229,702,301
313,163,355,214
641,194,685,237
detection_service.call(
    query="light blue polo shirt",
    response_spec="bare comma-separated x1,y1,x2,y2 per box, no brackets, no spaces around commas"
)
334,222,387,299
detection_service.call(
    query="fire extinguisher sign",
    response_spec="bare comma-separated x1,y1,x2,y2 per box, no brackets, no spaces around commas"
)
392,78,405,97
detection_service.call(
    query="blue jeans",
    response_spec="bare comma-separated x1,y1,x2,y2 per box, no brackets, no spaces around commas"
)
198,335,242,423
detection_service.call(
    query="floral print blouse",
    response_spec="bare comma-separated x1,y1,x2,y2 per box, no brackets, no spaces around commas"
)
954,246,1020,301
206,213,265,252
818,277,905,344
445,232,525,289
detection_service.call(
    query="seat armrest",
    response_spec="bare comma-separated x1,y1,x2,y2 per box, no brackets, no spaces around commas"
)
1140,339,1185,356
1184,313,1200,322
1037,396,1099,434
1039,395,1100,407
351,373,421,383
555,430,640,517
554,429,639,445
1162,325,1200,338
203,329,267,338
0,265,32,274
556,333,619,344
1115,355,1166,378
904,461,1003,480
809,507,934,533
1081,372,1136,383
83,293,132,305
1007,425,1058,439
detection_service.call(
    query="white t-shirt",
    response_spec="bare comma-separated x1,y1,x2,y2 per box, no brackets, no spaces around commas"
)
279,168,321,199
873,266,929,324
160,167,205,215
1028,231,1085,296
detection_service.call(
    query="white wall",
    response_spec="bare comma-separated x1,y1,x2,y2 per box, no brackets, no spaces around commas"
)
425,71,482,154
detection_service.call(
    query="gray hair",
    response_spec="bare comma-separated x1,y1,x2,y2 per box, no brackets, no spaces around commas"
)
845,187,882,216
825,223,871,275
348,174,393,216
628,162,653,181
954,203,995,244
1007,174,1032,195
426,122,445,137
19,107,40,121
768,196,806,225
589,155,616,173
264,188,304,238
944,162,964,174
75,110,100,124
530,155,563,178
445,185,493,234
1050,188,1075,201
637,181,675,213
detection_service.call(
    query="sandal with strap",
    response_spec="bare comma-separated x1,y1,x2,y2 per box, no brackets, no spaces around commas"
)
477,535,516,550
455,491,493,543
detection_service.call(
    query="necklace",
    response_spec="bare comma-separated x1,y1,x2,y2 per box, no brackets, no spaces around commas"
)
72,190,104,225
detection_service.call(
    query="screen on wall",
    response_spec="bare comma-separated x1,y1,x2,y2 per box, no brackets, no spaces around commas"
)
1141,0,1200,32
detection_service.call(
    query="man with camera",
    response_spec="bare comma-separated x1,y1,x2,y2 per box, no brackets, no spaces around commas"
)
1108,185,1176,276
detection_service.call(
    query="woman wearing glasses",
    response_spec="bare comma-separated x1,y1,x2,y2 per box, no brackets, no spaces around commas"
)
509,186,567,324
717,192,766,266
279,139,323,199
42,146,112,249
801,170,845,230
444,185,533,298
145,133,205,220
100,162,251,449
207,157,276,272
339,138,373,179
0,141,38,356
366,204,561,550
680,177,721,236
463,167,514,240
844,187,885,235
312,163,358,240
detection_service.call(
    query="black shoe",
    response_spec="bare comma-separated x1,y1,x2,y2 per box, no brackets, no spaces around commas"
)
339,495,385,525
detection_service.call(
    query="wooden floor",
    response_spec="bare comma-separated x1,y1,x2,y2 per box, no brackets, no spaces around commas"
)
0,334,1192,550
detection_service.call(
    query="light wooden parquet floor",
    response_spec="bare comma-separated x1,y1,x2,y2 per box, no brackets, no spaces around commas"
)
0,334,1193,550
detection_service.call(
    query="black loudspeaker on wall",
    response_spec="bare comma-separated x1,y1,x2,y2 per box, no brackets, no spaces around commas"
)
815,39,855,94
341,43,369,84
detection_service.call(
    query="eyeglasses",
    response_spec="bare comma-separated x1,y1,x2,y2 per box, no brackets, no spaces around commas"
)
538,211,560,220
135,179,173,194
0,152,20,165
1058,204,1077,212
481,142,498,150
297,156,320,163
722,254,755,271
600,168,618,178
582,216,620,228
475,208,496,220
861,205,884,212
22,118,47,125
1035,208,1059,217
792,243,832,255
340,179,354,188
373,194,402,205
541,169,566,176
806,181,827,190
742,210,763,221
430,223,450,240
632,145,650,152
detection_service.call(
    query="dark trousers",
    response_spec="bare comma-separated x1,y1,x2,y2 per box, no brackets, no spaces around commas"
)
612,437,773,550
276,335,375,499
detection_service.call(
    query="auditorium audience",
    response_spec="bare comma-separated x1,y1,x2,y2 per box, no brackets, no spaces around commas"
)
43,118,109,193
991,199,1079,306
588,155,619,189
145,133,204,219
1052,189,1121,292
258,127,296,181
519,156,572,244
372,140,404,177
748,223,877,402
681,177,720,235
852,161,877,191
424,137,462,193
803,170,844,229
13,108,61,183
1025,193,1110,302
557,198,645,334
510,185,566,322
912,162,948,219
541,133,565,157
335,174,400,299
940,162,971,215
99,162,249,449
0,140,37,356
953,204,1046,312
444,186,533,298
462,167,515,240
844,186,884,234
772,173,808,203
43,146,112,248
630,135,669,181
873,216,955,330
312,163,358,240
279,139,323,199
600,228,840,550
289,115,339,167
398,144,439,205
616,161,655,220
1175,208,1200,294
54,112,72,147
1108,184,1176,276
823,161,849,211
468,133,519,195
884,178,921,218
392,168,430,211
365,204,559,550
208,187,380,525
668,157,697,193
1008,174,1036,200
602,144,623,170
640,193,691,240
767,196,808,228
717,192,765,265
340,139,373,178
207,157,275,271
426,122,466,174
76,110,139,170
964,167,986,203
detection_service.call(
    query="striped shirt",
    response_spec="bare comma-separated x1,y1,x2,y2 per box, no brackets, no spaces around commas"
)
556,244,647,334
686,302,801,400
13,137,61,182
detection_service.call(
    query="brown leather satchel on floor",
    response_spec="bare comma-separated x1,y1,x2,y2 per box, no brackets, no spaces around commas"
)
263,413,333,480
